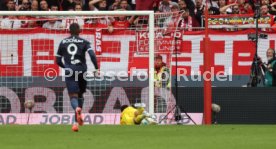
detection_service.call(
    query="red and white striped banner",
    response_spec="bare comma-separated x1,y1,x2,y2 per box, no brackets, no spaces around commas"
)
0,28,275,76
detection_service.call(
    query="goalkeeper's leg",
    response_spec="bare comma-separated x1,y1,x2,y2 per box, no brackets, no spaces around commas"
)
134,115,146,124
133,105,146,124
139,111,158,125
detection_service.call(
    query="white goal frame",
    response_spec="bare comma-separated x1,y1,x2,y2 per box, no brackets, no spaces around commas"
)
0,11,155,114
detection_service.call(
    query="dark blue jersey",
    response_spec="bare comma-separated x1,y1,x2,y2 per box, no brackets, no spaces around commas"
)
57,35,97,72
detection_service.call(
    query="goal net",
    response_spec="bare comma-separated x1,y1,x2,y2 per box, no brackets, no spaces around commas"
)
0,11,156,125
0,11,204,125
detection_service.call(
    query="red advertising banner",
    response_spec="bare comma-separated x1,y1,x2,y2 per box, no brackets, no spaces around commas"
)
0,28,275,76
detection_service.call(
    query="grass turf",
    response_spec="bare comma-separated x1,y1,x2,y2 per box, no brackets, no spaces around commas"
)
0,125,275,149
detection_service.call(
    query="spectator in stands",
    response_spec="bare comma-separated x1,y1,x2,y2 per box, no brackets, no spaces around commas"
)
178,8,200,30
108,0,121,10
31,0,39,11
110,9,135,29
18,0,31,11
40,0,49,11
51,5,59,11
178,0,187,11
234,0,253,14
232,4,240,14
89,0,108,10
158,0,178,12
193,0,205,26
260,4,276,31
97,0,108,10
23,19,39,28
261,4,270,16
19,15,39,28
61,0,76,10
88,1,99,11
84,16,112,29
119,0,132,10
161,4,197,33
219,2,237,14
5,0,16,11
43,18,62,29
217,0,237,15
243,3,254,14
163,3,181,28
75,4,83,11
0,16,22,29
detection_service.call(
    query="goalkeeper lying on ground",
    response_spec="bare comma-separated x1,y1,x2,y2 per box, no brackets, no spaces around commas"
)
120,103,157,125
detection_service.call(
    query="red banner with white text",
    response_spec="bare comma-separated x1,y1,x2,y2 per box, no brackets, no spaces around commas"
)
0,28,275,76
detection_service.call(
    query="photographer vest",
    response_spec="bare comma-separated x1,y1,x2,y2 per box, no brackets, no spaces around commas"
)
265,60,276,87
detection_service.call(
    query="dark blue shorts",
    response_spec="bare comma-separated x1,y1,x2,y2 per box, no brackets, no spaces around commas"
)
65,73,87,94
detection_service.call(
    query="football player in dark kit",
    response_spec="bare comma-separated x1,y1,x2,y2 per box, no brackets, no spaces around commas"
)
56,23,98,132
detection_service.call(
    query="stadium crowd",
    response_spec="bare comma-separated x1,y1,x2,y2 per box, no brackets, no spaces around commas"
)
0,0,276,29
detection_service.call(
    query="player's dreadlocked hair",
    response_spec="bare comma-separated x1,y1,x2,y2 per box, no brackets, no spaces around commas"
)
69,23,81,36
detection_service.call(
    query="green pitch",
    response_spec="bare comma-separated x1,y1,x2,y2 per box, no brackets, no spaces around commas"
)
0,125,275,149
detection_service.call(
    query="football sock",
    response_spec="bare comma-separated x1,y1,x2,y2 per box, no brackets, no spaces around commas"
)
70,97,79,123
70,97,79,110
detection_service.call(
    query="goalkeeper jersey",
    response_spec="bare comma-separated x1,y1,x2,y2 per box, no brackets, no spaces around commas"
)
120,106,137,125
